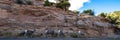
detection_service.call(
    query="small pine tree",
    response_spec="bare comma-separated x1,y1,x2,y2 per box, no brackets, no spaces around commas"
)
44,0,50,6
62,1,70,11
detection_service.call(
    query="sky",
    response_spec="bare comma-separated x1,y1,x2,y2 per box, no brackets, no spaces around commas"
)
79,0,120,15
49,0,120,15
48,0,90,10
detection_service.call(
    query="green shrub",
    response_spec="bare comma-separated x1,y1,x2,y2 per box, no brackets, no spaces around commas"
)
82,9,94,15
55,0,70,11
14,0,33,5
107,16,119,24
15,0,24,4
105,11,120,28
72,10,79,14
98,12,107,17
70,33,78,38
26,0,34,5
56,3,63,9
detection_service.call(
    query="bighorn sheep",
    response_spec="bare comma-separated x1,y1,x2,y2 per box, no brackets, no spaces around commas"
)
19,29,36,37
57,29,64,37
45,29,56,37
78,30,85,37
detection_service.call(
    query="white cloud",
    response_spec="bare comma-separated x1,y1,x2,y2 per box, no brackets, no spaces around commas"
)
49,0,90,11
48,0,56,3
69,0,90,11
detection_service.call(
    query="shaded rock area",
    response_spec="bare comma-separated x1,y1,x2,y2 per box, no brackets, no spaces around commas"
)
0,0,117,38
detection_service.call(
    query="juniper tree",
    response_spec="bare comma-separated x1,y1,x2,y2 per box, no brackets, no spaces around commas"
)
55,0,70,11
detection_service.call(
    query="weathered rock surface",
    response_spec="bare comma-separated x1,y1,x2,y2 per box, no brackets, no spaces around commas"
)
0,0,116,38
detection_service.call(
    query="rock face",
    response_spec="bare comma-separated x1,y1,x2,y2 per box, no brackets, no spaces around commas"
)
0,0,116,37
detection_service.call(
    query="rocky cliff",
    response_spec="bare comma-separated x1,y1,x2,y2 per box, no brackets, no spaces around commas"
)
0,0,116,38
